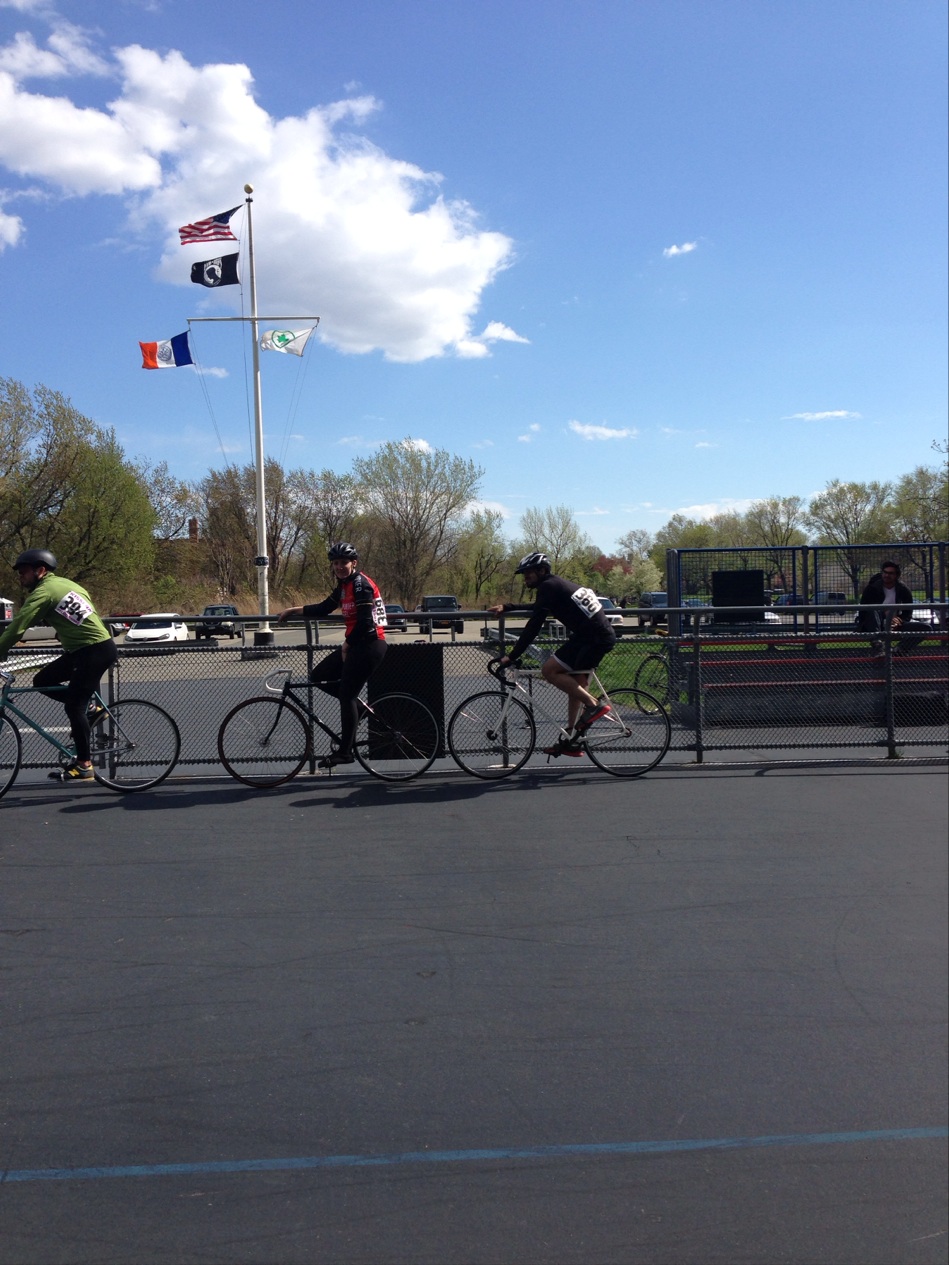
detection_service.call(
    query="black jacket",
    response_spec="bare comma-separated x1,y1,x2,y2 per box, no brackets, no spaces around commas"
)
859,575,914,623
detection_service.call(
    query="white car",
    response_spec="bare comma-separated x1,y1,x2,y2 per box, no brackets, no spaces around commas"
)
596,597,625,628
124,613,189,644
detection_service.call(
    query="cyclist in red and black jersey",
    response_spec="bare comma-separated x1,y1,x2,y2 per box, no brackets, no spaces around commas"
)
488,552,616,757
277,542,387,768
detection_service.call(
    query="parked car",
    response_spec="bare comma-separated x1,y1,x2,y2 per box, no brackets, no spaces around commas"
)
909,607,942,628
107,613,141,636
595,596,625,632
124,613,189,644
417,595,464,632
0,597,13,621
195,603,240,640
637,592,668,629
384,603,408,632
816,591,848,614
682,598,712,628
773,594,806,607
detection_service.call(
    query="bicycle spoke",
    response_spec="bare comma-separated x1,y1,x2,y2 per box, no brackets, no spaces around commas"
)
582,688,670,777
218,697,311,788
90,700,181,791
448,691,535,779
355,693,439,781
633,654,669,709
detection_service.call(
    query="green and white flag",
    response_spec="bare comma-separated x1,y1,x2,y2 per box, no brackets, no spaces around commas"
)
260,327,315,356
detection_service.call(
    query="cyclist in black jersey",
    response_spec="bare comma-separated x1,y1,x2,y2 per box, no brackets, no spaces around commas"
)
277,542,387,768
488,552,617,756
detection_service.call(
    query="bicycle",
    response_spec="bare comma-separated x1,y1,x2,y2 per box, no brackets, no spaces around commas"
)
447,659,671,779
217,669,440,787
0,665,181,798
634,640,694,714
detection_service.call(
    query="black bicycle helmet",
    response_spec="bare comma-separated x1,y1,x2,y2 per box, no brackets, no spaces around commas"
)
13,548,57,572
327,541,359,561
514,551,550,575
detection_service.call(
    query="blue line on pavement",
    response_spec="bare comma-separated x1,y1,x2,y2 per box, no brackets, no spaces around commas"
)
3,1126,945,1184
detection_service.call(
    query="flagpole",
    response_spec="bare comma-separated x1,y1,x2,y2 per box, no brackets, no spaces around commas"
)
244,183,273,647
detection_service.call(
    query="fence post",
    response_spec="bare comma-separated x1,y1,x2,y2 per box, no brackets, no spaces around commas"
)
883,632,898,759
692,624,704,764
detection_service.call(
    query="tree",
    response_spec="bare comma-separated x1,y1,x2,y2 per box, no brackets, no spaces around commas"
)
46,431,156,595
806,480,893,546
516,504,592,579
138,460,200,542
889,465,948,542
352,440,483,604
806,480,894,597
0,378,97,556
445,508,508,602
744,495,808,548
616,528,655,563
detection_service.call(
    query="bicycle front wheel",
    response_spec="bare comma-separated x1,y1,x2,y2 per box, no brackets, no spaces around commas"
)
90,700,181,791
0,713,23,800
633,654,668,710
355,693,439,781
218,697,311,788
447,691,535,779
582,688,670,777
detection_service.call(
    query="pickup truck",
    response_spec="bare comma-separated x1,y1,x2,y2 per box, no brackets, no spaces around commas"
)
416,595,464,633
195,603,240,640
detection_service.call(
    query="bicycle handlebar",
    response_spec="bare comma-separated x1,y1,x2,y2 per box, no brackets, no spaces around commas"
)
264,668,293,693
487,657,518,683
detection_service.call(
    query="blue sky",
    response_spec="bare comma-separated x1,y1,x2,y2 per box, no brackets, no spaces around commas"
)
0,0,945,551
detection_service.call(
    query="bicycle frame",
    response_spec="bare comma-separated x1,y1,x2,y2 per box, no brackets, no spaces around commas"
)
491,661,611,735
262,668,347,773
0,670,105,766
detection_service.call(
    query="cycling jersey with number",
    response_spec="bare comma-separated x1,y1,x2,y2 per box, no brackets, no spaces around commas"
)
0,574,112,659
504,574,616,663
303,570,387,644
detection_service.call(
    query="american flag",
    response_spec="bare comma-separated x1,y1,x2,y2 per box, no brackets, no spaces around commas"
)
178,206,240,246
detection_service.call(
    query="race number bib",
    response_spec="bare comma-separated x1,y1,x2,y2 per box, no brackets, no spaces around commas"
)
373,597,388,626
570,587,603,619
54,590,94,626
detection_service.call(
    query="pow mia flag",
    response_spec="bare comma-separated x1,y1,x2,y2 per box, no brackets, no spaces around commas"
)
190,253,240,288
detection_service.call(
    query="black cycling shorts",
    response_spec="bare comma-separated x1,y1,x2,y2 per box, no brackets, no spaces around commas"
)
550,634,615,674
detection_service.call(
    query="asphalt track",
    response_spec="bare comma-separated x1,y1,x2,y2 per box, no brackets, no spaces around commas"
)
1,761,946,1264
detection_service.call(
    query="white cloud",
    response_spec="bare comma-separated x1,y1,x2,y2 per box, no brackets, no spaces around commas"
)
467,498,513,519
568,420,637,441
0,25,518,362
401,437,433,453
577,506,610,516
694,441,717,448
663,241,697,257
671,498,753,520
0,206,23,248
782,410,862,421
517,423,541,443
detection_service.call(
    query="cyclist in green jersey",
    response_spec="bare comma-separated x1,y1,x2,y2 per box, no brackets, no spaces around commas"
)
0,549,118,782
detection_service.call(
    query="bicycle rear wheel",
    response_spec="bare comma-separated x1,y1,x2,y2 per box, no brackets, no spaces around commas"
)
582,688,670,777
355,693,438,781
90,699,181,791
218,697,311,788
0,714,23,799
633,654,668,711
447,691,535,779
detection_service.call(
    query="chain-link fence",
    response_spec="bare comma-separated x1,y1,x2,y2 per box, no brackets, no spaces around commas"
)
667,541,947,634
5,608,947,781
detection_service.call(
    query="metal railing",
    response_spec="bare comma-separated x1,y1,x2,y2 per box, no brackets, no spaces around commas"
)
4,605,947,779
